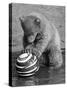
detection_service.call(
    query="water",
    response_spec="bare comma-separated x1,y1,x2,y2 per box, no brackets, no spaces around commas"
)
11,51,65,86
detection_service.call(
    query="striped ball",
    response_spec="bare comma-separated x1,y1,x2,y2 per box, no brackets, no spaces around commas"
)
16,52,39,76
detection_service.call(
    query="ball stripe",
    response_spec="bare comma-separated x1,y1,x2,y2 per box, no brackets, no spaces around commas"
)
18,67,39,76
16,55,35,67
17,66,37,74
17,54,32,63
16,62,38,72
19,53,29,58
16,58,37,69
15,64,25,69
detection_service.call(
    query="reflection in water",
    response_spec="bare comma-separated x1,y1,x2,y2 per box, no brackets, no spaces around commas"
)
12,65,65,86
12,52,65,86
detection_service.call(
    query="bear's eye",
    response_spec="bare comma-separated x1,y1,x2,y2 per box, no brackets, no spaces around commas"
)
34,18,40,25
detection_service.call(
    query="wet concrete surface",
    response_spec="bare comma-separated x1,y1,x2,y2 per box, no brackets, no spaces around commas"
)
11,50,65,86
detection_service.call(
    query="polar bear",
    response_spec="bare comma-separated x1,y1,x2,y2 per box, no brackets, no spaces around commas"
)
19,12,63,68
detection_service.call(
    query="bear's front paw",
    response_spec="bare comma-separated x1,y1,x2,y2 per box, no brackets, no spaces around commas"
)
50,58,63,69
54,60,63,69
25,44,33,53
32,48,41,58
25,45,41,58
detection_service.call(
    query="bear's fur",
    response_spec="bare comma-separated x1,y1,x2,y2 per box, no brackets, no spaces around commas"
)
19,12,63,68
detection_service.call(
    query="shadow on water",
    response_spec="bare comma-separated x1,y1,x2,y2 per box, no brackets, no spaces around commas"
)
11,51,65,87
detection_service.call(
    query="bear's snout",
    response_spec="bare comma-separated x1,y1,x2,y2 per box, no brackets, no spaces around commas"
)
28,35,36,43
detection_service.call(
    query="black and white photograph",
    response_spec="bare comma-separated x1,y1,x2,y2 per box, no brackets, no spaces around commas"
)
9,3,65,87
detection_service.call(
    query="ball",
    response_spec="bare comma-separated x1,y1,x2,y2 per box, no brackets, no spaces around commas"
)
15,52,39,76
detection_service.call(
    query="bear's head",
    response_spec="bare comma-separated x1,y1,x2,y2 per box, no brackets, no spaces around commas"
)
19,12,45,44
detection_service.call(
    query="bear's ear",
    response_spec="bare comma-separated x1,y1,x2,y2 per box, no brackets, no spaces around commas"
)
19,16,25,29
